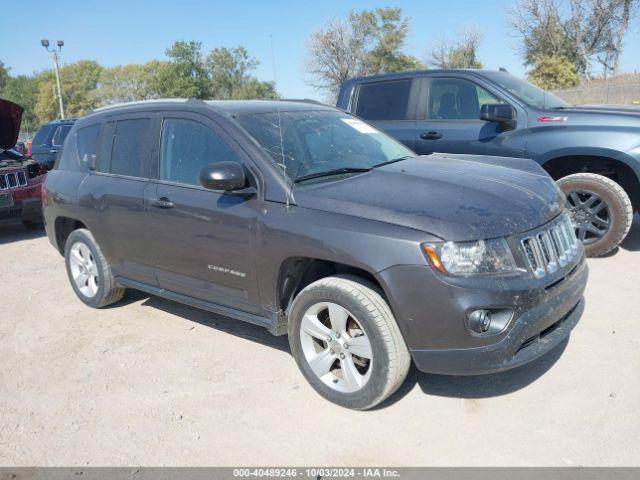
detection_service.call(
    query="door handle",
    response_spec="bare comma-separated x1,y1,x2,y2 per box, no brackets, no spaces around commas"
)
420,131,443,140
151,197,174,209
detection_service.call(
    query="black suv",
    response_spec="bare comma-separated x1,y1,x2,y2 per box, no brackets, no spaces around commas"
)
338,70,640,257
44,100,587,409
31,118,77,169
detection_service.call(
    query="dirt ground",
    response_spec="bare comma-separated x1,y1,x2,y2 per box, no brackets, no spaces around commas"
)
1,219,639,466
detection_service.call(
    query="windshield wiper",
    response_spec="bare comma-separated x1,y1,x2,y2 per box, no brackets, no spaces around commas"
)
293,167,371,184
371,155,413,169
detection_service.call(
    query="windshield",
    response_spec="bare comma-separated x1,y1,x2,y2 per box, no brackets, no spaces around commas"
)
482,72,571,109
236,110,414,183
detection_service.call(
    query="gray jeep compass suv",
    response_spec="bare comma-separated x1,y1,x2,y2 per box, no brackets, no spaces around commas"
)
44,99,588,409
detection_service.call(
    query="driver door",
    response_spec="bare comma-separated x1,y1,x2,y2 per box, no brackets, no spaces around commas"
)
145,111,261,314
414,76,526,158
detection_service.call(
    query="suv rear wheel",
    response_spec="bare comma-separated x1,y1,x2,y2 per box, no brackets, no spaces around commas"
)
288,275,410,410
64,228,125,308
557,173,633,257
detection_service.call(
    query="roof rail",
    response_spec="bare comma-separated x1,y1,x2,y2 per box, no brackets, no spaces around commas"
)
92,98,191,113
279,98,325,105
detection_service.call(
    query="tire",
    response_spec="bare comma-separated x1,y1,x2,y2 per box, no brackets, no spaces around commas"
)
288,275,410,410
22,220,44,230
64,228,125,308
557,173,633,257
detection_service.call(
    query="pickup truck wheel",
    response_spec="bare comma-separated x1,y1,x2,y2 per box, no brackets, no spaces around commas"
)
64,228,125,308
288,275,410,410
557,173,633,257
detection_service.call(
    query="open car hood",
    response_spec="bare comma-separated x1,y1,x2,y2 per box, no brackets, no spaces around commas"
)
0,98,23,150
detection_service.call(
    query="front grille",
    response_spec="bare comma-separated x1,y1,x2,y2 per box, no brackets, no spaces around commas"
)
0,208,22,220
0,172,28,190
521,214,580,279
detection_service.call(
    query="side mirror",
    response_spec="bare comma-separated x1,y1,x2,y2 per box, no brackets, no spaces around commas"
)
199,161,247,191
480,103,516,123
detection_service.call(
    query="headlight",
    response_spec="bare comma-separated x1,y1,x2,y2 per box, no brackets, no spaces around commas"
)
423,238,517,276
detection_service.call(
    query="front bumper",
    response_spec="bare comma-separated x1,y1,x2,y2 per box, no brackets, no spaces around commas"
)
377,254,588,375
0,197,42,225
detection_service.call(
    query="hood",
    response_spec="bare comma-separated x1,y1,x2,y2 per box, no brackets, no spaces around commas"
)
551,104,640,121
569,104,640,115
294,155,565,242
0,98,23,150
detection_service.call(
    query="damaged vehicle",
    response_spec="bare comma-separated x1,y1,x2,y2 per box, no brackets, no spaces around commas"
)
0,99,47,229
44,100,587,409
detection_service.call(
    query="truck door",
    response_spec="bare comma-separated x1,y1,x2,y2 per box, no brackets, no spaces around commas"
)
413,76,527,158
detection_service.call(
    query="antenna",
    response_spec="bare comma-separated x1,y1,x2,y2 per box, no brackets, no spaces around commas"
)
270,34,292,207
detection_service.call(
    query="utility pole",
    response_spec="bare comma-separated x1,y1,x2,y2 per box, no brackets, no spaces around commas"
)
41,39,65,119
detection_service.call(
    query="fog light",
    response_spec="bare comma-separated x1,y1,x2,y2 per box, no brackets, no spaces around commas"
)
468,309,492,334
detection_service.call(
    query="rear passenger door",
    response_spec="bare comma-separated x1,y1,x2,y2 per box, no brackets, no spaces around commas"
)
413,76,526,158
145,111,261,314
80,114,158,285
353,78,418,150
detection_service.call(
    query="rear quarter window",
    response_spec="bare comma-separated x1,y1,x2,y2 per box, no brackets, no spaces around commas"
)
76,125,101,170
355,79,412,121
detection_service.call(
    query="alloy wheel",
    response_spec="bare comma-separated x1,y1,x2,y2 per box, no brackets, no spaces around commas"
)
299,302,373,393
566,189,612,244
69,241,99,298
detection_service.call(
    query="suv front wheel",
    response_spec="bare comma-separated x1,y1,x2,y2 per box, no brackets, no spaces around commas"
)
64,228,125,308
288,275,411,410
557,173,633,257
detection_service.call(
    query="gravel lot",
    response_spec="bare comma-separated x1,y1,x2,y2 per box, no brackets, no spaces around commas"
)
1,219,639,466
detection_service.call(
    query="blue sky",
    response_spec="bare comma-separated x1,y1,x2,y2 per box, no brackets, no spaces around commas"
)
2,0,639,100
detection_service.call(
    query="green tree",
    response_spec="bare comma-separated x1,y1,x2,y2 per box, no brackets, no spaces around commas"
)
0,60,9,91
351,8,423,74
430,28,483,69
508,0,640,77
307,7,423,97
233,78,276,100
205,47,276,99
1,75,39,133
151,41,210,98
35,60,102,122
92,61,165,106
527,55,580,89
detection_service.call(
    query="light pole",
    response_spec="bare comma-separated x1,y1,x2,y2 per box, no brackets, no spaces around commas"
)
41,39,65,119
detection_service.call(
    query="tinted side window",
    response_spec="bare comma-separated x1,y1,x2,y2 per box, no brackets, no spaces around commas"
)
52,125,72,146
355,80,412,120
160,118,241,186
56,133,77,171
428,78,504,120
97,122,115,173
76,125,101,170
33,124,56,146
111,119,149,178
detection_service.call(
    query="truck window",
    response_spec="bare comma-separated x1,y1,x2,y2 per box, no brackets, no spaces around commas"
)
110,119,149,178
428,78,504,120
52,125,72,146
32,124,56,146
355,79,412,121
160,118,241,187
